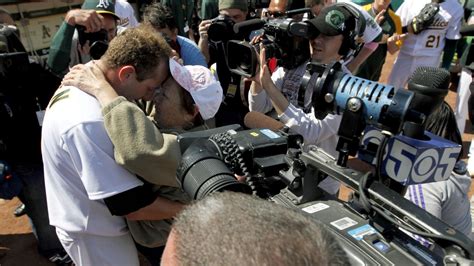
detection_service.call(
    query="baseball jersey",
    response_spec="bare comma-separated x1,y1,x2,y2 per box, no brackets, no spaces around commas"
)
42,86,143,236
396,0,463,57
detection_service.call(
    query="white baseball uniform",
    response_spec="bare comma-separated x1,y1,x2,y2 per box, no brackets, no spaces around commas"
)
388,0,463,89
42,86,143,265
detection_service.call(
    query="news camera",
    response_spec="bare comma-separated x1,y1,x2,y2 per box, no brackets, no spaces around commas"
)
227,9,313,78
76,25,109,60
176,63,474,264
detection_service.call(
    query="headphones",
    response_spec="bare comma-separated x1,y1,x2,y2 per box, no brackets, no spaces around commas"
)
332,3,366,58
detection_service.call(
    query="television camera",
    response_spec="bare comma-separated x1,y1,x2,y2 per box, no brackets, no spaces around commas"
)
206,8,312,78
176,63,474,264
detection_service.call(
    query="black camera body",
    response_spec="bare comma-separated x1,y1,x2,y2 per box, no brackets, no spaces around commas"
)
76,26,109,60
207,15,236,42
227,17,312,77
176,62,474,264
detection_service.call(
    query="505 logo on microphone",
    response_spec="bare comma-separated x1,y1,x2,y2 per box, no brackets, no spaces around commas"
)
359,128,461,185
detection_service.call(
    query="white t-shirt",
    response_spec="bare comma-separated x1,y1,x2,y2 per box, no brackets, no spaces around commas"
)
115,0,139,28
42,86,143,236
396,0,463,57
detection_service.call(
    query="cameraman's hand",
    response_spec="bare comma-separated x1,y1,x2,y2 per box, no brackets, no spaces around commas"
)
65,9,104,33
256,45,273,89
198,20,212,40
78,40,91,56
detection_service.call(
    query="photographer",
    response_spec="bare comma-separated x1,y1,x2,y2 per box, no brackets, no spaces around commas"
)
249,4,363,195
162,192,350,265
198,0,250,126
47,0,119,77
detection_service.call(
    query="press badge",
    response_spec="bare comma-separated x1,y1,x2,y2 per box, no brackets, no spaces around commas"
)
183,22,190,33
227,84,238,98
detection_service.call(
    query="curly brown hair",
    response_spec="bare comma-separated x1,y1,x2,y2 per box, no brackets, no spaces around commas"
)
102,24,172,81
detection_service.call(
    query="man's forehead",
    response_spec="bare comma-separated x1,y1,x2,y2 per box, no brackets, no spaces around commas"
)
220,9,244,16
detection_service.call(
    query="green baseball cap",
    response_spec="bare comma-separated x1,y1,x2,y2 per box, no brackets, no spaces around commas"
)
218,0,248,12
81,0,120,20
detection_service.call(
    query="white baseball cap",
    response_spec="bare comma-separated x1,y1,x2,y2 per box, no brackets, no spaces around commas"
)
169,58,223,120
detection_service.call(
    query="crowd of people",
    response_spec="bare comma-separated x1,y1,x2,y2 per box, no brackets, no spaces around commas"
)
1,0,473,265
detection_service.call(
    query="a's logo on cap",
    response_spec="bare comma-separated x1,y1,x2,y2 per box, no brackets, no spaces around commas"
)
96,0,111,9
326,10,346,31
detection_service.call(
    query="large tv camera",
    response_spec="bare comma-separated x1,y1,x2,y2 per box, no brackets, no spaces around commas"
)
76,25,109,60
207,8,312,78
176,63,474,264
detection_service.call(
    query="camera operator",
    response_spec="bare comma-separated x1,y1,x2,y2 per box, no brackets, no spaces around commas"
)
47,0,120,78
198,0,250,126
249,4,363,195
162,191,350,265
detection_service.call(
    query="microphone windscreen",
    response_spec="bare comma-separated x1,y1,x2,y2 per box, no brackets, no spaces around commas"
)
244,111,284,131
407,66,450,117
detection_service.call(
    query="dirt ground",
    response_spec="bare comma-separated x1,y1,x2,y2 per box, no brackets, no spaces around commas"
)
0,52,473,265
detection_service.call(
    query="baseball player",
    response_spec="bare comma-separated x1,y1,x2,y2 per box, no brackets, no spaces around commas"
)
388,0,463,89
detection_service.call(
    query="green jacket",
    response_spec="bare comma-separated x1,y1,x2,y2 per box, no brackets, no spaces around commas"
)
102,97,182,187
47,22,91,77
103,97,190,247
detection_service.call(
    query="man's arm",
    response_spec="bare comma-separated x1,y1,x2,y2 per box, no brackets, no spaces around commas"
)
62,64,182,187
47,9,105,76
103,99,182,187
198,20,212,63
47,22,76,76
103,184,184,220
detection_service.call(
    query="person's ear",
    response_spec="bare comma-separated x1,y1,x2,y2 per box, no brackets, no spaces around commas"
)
118,65,136,82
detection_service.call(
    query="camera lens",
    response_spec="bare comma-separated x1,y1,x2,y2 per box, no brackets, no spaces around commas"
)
178,140,251,200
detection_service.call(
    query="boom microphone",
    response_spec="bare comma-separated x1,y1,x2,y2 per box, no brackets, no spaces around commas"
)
407,66,450,118
244,111,284,131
